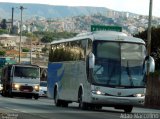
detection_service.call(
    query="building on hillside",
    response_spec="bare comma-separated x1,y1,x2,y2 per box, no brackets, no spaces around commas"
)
0,34,27,49
0,34,17,50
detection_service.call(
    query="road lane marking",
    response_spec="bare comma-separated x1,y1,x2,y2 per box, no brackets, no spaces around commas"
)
4,107,27,113
12,108,25,112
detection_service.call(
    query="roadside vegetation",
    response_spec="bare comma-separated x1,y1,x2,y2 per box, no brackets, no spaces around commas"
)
135,27,160,108
22,31,77,43
134,27,160,71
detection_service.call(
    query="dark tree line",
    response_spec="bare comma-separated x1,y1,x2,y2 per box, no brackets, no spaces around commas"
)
0,19,7,29
40,31,77,43
134,27,160,70
0,19,8,34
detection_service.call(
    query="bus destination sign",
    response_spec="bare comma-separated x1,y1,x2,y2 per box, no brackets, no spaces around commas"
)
91,25,122,32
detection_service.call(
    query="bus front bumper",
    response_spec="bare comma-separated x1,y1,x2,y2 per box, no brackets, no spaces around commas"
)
90,94,145,106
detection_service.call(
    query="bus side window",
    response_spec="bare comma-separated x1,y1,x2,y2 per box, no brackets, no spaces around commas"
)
86,39,92,79
87,39,92,56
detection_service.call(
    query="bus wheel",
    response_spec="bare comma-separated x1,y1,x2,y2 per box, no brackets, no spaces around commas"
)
54,89,61,106
89,104,102,110
61,101,68,107
124,106,133,113
79,92,88,110
95,106,102,110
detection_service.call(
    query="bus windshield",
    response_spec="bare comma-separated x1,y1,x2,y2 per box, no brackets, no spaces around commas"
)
14,66,40,78
93,41,146,87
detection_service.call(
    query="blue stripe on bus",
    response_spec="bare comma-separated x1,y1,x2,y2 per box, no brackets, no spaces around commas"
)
47,63,64,98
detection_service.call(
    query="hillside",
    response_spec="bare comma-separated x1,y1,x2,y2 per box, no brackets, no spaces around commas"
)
0,2,110,19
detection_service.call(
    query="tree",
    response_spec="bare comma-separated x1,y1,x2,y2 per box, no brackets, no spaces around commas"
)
41,35,54,43
0,29,8,34
22,48,30,52
1,19,7,29
40,31,77,43
0,50,6,56
134,27,160,70
42,47,48,53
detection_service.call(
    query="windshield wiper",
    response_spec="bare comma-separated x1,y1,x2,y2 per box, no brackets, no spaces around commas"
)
94,66,103,75
107,65,115,85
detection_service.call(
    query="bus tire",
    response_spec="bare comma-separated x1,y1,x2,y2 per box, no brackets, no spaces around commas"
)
54,88,61,106
78,90,88,110
124,106,133,113
61,101,68,107
90,105,102,110
95,106,102,110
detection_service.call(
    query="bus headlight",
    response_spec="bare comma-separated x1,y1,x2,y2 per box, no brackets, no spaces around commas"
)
92,90,105,95
134,94,145,97
34,85,39,91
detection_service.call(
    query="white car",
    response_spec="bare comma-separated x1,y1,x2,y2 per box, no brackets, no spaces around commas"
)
39,81,47,97
0,80,3,93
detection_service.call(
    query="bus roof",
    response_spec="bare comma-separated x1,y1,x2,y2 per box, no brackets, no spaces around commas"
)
50,31,145,45
3,64,40,68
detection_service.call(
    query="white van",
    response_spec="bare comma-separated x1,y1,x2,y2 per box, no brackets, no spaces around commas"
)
1,64,40,99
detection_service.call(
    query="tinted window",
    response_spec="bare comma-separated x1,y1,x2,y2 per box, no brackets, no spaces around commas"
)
40,81,47,87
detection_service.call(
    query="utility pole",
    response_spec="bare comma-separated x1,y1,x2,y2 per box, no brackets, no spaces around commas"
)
147,0,153,76
147,0,152,57
30,23,34,64
11,7,14,34
30,34,32,64
145,0,153,105
18,6,26,63
30,23,33,64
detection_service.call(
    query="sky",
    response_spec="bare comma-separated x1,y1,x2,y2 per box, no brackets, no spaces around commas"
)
0,0,160,17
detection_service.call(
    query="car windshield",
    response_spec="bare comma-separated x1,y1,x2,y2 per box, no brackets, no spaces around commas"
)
14,66,40,78
93,41,146,88
40,81,47,87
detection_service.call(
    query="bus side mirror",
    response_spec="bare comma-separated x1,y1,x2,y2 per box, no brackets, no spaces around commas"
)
145,56,155,73
89,52,95,69
42,72,47,78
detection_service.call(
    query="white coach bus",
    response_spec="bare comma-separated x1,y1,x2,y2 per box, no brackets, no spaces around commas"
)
47,30,155,112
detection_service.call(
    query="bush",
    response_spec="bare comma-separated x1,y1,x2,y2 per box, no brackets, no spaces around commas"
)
49,48,82,62
42,47,48,53
0,29,8,34
0,50,6,56
22,48,30,52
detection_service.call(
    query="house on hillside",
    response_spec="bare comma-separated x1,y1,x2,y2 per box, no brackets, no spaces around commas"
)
0,34,27,50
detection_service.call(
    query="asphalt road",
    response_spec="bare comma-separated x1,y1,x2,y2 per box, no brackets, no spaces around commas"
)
0,95,160,119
